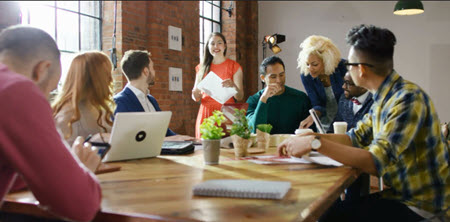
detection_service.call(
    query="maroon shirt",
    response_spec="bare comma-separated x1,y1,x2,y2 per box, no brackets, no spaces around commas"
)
0,64,101,221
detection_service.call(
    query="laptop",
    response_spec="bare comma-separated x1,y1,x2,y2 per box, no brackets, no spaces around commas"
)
309,109,326,134
103,111,172,162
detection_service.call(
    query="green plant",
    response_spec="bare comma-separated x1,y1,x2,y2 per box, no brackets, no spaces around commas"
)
257,124,273,134
200,110,226,140
230,108,252,139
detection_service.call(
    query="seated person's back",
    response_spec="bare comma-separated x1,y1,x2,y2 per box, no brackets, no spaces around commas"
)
52,51,114,145
0,25,102,222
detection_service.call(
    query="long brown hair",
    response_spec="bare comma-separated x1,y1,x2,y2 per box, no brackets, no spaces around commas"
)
197,32,227,80
52,51,114,139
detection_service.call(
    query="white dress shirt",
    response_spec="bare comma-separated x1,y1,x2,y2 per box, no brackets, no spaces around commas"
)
352,91,370,115
126,83,156,112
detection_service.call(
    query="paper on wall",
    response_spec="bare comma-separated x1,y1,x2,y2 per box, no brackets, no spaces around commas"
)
197,71,237,104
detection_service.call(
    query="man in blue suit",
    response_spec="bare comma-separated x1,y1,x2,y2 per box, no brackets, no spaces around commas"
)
114,50,193,140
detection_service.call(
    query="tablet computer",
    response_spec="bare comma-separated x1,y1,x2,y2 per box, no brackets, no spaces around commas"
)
309,109,326,134
161,141,195,155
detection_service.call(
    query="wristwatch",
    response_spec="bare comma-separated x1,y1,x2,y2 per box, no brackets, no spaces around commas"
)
311,135,321,151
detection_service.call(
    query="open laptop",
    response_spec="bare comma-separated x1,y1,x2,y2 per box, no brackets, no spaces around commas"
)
103,111,172,162
309,109,326,134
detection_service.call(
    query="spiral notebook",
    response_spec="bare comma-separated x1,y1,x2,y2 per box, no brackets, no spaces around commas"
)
193,179,291,200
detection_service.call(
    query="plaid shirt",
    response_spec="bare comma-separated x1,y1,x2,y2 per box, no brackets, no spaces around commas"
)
348,71,449,214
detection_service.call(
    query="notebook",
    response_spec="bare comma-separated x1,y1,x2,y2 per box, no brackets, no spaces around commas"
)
161,141,195,155
103,112,172,162
193,179,291,200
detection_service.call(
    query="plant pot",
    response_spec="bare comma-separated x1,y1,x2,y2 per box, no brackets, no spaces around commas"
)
256,129,270,152
202,139,221,165
231,135,249,157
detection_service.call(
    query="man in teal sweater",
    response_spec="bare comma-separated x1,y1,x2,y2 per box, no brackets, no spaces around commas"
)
246,56,312,134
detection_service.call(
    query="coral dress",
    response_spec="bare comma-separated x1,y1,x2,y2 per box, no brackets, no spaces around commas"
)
195,59,241,138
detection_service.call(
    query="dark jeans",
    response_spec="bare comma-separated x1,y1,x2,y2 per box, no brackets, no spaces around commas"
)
319,192,425,222
345,173,370,202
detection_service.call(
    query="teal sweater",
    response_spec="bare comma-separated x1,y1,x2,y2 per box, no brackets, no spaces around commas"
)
246,86,312,134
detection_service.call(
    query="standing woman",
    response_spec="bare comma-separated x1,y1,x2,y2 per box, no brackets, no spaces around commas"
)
52,51,114,145
297,35,347,131
192,32,244,139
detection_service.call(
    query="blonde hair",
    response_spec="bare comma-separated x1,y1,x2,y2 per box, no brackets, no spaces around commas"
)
52,51,114,139
297,35,341,76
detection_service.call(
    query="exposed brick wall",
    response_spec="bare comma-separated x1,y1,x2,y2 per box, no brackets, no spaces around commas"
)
222,1,259,101
0,1,258,137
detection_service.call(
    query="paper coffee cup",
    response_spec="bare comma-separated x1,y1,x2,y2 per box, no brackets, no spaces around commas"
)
333,122,348,134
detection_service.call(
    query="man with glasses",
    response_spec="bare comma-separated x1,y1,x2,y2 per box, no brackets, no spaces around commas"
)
329,72,373,133
278,24,449,221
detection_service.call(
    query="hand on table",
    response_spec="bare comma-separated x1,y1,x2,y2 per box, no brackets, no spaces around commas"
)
277,135,314,158
165,134,196,141
72,136,101,173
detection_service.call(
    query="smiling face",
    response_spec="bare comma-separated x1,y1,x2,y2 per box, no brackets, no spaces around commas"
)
306,53,324,78
208,35,226,57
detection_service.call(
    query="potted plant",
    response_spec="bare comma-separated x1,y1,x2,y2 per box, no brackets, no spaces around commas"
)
229,108,252,157
200,110,226,164
256,124,272,152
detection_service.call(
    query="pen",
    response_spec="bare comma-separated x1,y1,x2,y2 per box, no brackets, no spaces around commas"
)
84,134,93,143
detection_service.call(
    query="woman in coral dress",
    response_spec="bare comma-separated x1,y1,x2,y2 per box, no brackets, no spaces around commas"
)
192,32,244,139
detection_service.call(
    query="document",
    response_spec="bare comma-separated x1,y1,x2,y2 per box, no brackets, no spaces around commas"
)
244,153,343,167
197,71,237,104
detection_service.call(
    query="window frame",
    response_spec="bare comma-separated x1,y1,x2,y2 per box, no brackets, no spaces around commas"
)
199,1,222,60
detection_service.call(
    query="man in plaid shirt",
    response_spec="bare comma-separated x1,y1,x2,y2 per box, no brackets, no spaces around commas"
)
278,24,449,221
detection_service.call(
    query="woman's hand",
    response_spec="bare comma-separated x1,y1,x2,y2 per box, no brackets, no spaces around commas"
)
221,78,237,88
299,115,314,129
192,87,202,102
72,136,101,173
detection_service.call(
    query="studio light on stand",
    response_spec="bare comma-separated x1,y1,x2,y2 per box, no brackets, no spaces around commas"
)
261,33,285,87
262,33,285,59
394,0,424,15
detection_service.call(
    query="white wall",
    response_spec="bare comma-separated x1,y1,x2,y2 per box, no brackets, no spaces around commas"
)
259,1,450,122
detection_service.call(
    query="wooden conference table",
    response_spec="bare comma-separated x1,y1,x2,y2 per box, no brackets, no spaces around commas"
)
2,146,359,222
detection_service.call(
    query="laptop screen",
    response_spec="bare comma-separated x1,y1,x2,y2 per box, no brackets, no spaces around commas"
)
309,109,326,134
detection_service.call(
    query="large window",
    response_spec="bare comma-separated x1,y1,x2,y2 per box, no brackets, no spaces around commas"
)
19,1,102,85
199,1,221,60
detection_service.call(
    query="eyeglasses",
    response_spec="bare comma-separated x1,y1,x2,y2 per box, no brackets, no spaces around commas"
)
344,62,374,70
343,80,356,88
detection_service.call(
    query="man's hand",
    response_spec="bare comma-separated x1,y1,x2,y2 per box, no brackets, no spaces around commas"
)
277,135,314,157
299,115,314,129
260,83,281,103
72,136,101,173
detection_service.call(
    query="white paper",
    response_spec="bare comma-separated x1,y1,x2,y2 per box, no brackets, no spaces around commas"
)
246,153,343,167
197,71,237,104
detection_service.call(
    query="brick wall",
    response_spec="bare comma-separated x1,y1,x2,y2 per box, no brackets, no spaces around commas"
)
0,1,259,137
222,1,259,101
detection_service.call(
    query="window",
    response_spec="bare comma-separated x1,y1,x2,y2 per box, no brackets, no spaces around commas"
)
19,1,102,86
199,1,221,60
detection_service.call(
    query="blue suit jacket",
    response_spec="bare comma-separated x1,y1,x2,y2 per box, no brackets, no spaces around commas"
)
328,93,374,133
113,87,176,136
